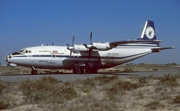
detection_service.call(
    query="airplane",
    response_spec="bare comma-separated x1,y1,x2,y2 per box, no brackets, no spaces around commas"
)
4,20,174,74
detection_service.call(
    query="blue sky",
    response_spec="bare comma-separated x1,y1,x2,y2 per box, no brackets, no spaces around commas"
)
0,0,180,65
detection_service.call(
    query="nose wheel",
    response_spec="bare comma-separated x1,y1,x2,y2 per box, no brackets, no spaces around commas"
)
31,70,38,75
31,66,38,75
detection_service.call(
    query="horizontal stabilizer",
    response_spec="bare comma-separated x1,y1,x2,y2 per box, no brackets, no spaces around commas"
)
151,46,175,52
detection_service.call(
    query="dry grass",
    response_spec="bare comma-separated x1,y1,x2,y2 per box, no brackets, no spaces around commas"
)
0,74,180,110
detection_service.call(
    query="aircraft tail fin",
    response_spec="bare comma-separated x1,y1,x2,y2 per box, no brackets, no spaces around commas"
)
138,20,157,40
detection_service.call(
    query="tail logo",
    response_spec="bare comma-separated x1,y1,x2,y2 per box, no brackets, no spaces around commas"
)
145,26,155,39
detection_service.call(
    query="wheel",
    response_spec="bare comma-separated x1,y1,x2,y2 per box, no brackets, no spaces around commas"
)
85,68,90,74
80,68,85,74
31,70,38,75
73,68,77,73
73,68,84,74
85,67,97,74
92,68,97,73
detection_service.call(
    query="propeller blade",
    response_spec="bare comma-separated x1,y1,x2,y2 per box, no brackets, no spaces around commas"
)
72,36,75,46
70,50,72,57
88,48,92,60
67,35,75,57
90,32,92,44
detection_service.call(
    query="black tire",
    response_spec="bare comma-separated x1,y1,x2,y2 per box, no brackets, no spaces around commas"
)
80,68,85,74
31,70,38,75
73,68,77,73
73,67,85,74
85,67,97,74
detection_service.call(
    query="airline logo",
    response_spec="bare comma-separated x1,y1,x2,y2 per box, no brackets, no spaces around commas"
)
145,26,155,39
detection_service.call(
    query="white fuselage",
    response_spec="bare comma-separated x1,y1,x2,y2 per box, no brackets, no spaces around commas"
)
4,20,174,74
5,44,157,69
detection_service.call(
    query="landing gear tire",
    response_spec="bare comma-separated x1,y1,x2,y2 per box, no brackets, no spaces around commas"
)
73,68,77,73
85,68,97,74
73,68,85,74
31,70,38,75
80,68,85,74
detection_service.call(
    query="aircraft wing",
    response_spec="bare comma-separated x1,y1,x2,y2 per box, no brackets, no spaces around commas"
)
109,40,161,47
151,46,175,52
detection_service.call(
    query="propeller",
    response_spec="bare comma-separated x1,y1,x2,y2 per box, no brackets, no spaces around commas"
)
83,32,94,60
84,32,93,48
67,36,75,57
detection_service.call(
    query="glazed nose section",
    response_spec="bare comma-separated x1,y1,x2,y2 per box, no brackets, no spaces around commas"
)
4,54,12,62
4,55,9,62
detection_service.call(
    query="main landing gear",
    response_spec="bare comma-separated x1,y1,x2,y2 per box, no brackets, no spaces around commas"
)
73,68,97,74
85,67,97,74
73,64,97,74
31,66,38,75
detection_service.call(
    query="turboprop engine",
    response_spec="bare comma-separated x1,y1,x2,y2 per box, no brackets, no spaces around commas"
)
91,42,111,51
66,33,112,57
73,44,89,52
83,32,112,51
67,44,89,53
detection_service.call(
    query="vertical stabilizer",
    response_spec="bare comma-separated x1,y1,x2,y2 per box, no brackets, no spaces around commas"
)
138,20,157,40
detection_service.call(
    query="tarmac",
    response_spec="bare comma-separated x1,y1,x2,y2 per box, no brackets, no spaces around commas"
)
0,66,180,82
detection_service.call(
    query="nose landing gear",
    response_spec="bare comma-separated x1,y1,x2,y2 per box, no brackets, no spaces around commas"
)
31,66,38,75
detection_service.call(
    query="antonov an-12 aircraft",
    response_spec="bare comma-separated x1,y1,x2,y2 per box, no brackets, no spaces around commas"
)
5,20,174,74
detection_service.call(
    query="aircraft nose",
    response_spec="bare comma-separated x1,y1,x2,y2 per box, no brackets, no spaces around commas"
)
4,55,8,62
4,54,12,62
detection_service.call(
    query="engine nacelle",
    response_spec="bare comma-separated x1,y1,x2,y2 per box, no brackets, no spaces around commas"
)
74,44,89,51
92,42,111,50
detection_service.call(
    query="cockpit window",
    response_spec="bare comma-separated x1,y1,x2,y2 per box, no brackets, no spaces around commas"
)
19,49,31,54
20,50,24,53
20,49,26,54
12,52,21,55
